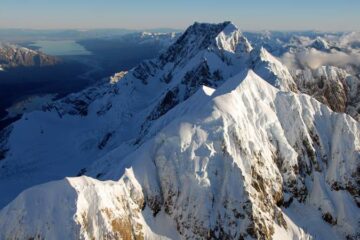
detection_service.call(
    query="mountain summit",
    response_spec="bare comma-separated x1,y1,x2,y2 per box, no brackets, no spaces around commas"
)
158,21,252,64
0,22,359,240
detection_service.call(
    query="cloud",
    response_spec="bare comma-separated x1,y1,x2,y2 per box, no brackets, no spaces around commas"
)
339,32,360,47
280,48,360,70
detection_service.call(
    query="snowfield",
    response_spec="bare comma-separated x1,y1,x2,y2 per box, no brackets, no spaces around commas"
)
0,22,359,240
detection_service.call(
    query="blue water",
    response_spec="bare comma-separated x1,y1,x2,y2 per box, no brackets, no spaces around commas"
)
30,40,92,56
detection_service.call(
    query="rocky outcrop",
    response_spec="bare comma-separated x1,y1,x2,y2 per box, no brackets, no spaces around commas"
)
292,66,360,121
0,43,59,68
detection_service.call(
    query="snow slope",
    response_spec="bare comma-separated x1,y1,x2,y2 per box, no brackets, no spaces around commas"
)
0,22,359,240
0,174,180,240
1,70,359,239
0,21,295,208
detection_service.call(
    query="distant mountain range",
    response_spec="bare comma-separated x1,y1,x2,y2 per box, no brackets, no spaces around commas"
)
0,43,59,69
0,28,181,42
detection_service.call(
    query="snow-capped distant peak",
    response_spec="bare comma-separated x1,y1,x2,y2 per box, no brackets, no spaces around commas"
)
310,37,330,51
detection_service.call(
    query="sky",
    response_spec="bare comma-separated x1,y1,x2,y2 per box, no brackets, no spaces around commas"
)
0,0,359,31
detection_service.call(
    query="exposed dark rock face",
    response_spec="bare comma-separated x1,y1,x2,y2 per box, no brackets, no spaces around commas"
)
159,22,231,67
147,88,180,121
181,61,223,99
293,66,360,121
0,127,11,161
43,79,119,118
133,60,159,85
98,132,114,150
322,212,337,225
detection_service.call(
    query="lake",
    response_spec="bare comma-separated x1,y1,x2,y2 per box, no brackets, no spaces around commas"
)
30,40,92,56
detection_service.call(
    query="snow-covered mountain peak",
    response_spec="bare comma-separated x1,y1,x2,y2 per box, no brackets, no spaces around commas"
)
214,22,253,54
158,21,251,65
131,21,297,94
1,22,359,240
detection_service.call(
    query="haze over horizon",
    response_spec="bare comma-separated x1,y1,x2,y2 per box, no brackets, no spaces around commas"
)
1,0,359,31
